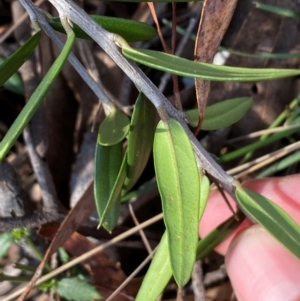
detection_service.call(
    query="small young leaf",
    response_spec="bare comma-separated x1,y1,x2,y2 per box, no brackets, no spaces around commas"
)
236,187,300,259
0,30,75,160
154,118,200,287
0,31,41,87
98,110,130,146
57,277,100,301
0,231,14,259
49,15,157,42
122,47,300,81
187,97,253,130
94,136,126,232
123,92,156,193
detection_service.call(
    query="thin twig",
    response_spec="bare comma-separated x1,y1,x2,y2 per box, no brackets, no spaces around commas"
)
18,0,114,113
159,17,197,93
76,39,125,114
0,0,45,43
23,127,65,212
227,123,300,144
227,140,300,177
128,203,153,255
192,260,206,301
105,247,157,301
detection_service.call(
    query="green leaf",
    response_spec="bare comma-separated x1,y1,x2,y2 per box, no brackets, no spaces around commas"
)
57,277,100,301
0,57,24,95
122,47,300,81
0,231,14,259
199,175,210,220
187,97,253,130
0,30,75,161
98,110,130,146
135,232,171,301
136,213,243,301
153,118,200,287
257,151,300,178
254,2,300,19
49,15,157,42
123,92,156,193
94,138,126,232
99,152,127,232
0,31,41,87
235,187,300,259
219,125,300,163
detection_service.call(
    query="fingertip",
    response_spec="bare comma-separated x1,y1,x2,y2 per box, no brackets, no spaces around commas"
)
226,225,300,301
199,174,300,254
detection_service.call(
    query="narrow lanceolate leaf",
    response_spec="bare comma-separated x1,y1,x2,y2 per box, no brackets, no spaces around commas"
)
187,97,253,130
49,15,157,42
98,152,127,232
0,57,24,95
0,31,41,87
98,110,130,146
123,93,156,193
94,137,126,232
154,118,200,287
136,213,242,301
0,31,75,161
122,47,300,81
236,187,300,259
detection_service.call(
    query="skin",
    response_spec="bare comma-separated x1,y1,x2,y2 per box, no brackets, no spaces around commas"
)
199,174,300,301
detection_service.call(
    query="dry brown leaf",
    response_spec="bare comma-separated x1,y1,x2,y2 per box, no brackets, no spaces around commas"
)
194,0,238,135
62,232,128,300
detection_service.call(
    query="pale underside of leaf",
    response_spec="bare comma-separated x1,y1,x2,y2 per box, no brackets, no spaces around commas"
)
122,47,300,81
236,187,300,259
154,118,200,286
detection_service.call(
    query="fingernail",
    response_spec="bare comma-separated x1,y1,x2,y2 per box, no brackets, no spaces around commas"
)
226,225,300,301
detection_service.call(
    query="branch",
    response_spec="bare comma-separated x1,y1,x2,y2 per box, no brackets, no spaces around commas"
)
19,0,237,197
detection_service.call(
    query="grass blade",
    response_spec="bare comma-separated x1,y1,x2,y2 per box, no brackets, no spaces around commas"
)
254,2,300,19
219,126,299,163
0,31,75,160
